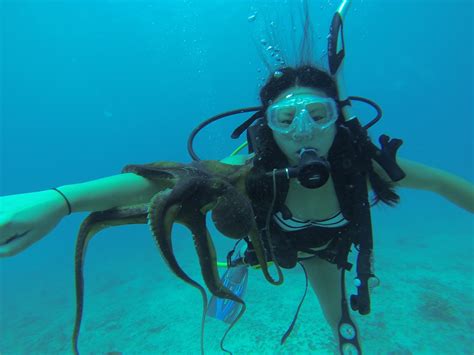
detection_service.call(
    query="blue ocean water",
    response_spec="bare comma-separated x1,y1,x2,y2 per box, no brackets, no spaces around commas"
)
1,0,473,354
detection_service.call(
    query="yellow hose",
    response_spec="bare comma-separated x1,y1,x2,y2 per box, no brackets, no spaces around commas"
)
230,141,249,156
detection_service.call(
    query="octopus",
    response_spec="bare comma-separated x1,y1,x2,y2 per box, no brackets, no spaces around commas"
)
72,160,284,355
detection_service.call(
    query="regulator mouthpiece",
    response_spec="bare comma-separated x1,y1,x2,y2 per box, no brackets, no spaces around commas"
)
266,148,331,189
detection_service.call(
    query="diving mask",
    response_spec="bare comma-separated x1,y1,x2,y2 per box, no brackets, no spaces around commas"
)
266,95,339,136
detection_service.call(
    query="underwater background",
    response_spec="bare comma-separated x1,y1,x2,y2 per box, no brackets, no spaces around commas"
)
1,0,473,354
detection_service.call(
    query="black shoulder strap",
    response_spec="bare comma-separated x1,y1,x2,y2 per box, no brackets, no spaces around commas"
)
329,125,360,221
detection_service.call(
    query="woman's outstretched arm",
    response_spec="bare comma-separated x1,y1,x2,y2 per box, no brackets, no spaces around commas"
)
57,173,164,213
374,158,474,213
0,173,164,257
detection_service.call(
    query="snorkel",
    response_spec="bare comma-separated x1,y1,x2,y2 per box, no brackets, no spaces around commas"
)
329,0,405,181
329,0,352,120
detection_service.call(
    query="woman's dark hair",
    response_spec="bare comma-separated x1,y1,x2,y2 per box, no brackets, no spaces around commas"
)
246,64,400,209
260,65,339,108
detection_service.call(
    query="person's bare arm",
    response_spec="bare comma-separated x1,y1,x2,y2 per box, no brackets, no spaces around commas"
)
0,173,165,257
57,173,164,213
373,157,474,213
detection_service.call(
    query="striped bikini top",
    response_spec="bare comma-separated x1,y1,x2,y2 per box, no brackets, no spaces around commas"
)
271,206,351,253
273,209,349,232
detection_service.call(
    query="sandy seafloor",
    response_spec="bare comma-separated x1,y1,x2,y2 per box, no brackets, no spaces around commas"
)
1,2,473,353
1,195,472,355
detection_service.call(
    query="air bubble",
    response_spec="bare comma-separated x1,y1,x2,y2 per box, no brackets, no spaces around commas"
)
273,70,283,78
248,13,257,22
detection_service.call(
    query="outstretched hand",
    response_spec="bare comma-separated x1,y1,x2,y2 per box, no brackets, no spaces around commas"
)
0,190,69,257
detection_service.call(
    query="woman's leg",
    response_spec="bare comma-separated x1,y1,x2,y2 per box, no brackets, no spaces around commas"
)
301,256,362,353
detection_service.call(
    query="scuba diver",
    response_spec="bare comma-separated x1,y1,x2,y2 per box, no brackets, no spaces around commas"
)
1,1,473,354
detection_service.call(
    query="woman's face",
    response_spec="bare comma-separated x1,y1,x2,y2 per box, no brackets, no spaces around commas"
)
267,86,338,165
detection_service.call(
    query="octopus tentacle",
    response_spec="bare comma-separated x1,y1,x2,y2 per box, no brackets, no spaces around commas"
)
197,162,284,285
127,161,283,285
185,209,247,354
73,159,284,354
123,161,206,181
148,187,209,355
73,204,148,355
149,177,252,354
248,226,284,286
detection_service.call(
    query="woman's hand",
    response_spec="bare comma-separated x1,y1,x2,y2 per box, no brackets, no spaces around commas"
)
0,190,70,257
